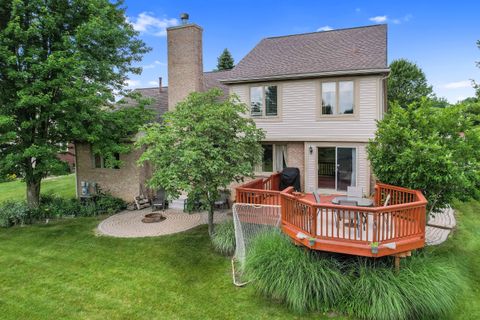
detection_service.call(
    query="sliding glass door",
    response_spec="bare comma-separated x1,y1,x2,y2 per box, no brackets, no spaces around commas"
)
317,147,356,191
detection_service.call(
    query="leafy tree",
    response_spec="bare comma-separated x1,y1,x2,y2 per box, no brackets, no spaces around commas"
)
367,99,480,212
473,40,480,98
388,59,433,107
0,0,151,208
138,88,265,235
216,48,235,70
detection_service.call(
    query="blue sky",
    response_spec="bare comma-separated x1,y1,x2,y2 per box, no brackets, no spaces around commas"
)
123,0,480,102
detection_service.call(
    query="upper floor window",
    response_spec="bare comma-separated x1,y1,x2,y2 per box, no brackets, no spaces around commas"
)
321,80,355,115
250,85,278,117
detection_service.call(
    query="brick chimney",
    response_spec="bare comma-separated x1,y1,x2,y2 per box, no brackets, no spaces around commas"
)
167,13,204,110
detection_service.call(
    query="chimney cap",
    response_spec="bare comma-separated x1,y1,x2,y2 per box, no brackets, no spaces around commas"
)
180,13,189,24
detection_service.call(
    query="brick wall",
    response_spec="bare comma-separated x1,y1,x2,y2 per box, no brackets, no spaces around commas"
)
75,143,145,202
287,142,305,191
167,24,204,110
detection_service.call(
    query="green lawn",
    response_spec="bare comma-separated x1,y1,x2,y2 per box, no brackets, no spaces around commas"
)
0,174,76,203
0,199,478,319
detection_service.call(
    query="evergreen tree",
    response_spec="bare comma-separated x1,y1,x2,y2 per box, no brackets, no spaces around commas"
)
216,48,235,70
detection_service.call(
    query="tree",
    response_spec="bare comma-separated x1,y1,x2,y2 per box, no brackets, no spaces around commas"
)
367,99,480,212
388,59,433,107
138,88,265,236
0,0,151,208
216,48,235,70
473,40,480,98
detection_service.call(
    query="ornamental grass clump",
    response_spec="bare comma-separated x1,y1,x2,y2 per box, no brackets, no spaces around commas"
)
343,254,464,320
244,230,347,313
211,220,235,255
243,231,464,319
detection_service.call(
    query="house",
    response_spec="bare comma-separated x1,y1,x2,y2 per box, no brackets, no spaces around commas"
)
75,15,388,204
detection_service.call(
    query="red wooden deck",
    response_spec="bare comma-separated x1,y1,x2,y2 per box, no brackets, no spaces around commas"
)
235,173,427,258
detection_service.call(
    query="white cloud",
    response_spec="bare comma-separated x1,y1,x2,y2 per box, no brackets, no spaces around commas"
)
125,79,141,88
369,14,412,24
148,80,159,86
369,15,388,23
443,80,472,89
317,26,333,32
142,60,167,70
129,12,178,37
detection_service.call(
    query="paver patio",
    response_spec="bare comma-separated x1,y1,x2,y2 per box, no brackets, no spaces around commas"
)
97,208,230,238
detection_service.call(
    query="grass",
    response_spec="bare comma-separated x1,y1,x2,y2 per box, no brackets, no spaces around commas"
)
0,174,76,203
0,196,478,319
211,220,236,255
245,231,347,313
0,218,332,320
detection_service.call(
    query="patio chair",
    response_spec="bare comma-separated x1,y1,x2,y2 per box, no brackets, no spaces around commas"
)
347,186,363,198
338,199,361,238
152,189,167,211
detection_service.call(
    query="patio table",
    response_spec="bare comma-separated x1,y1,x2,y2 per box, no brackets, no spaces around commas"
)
331,196,373,207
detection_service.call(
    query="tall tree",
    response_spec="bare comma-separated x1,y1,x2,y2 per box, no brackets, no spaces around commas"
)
473,40,480,98
216,48,235,70
138,88,265,236
0,0,151,208
367,99,480,212
388,59,433,107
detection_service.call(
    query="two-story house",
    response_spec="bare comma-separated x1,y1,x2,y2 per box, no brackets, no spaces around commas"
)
75,16,388,203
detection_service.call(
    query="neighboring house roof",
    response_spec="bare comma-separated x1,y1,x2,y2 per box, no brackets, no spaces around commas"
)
127,70,231,120
222,24,388,83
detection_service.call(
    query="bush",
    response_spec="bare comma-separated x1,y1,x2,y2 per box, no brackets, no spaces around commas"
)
245,230,347,313
0,201,30,227
343,255,463,320
95,193,126,215
0,193,126,228
211,220,235,255
243,232,464,319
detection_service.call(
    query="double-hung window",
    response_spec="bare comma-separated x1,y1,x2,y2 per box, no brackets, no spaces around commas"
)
250,85,278,117
321,80,355,115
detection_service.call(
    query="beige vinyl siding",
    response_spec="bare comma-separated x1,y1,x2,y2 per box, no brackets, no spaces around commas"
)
304,142,370,195
230,76,383,142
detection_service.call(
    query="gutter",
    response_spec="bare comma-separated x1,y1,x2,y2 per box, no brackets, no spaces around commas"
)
220,68,390,84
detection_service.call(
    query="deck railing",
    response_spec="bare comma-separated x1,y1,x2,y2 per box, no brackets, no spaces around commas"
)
280,184,427,256
236,174,427,257
235,172,282,206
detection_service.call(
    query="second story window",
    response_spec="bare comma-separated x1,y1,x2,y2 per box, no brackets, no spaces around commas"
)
250,85,278,117
321,80,355,115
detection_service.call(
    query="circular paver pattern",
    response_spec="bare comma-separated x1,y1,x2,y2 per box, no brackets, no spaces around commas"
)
98,208,230,238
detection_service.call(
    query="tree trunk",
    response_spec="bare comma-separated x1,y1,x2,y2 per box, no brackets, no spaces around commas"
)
208,205,215,236
26,178,41,209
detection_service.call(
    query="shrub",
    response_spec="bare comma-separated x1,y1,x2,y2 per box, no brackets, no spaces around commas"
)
343,255,463,320
95,194,126,215
244,230,347,313
243,232,464,319
0,193,126,228
0,201,30,227
211,220,235,255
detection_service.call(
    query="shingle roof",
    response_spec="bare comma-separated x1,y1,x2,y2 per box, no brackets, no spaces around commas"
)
223,25,388,83
124,70,231,120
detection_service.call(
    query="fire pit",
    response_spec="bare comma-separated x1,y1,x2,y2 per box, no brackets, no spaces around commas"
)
142,212,166,223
